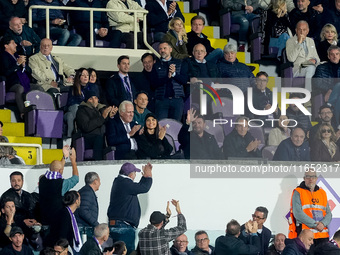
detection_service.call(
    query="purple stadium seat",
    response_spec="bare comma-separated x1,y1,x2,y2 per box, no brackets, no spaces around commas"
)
0,81,16,107
25,91,63,138
190,0,208,12
211,97,236,117
73,135,115,162
159,118,183,151
262,145,277,160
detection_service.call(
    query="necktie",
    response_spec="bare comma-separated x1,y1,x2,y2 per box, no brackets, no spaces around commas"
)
123,76,133,101
124,122,138,150
46,55,59,81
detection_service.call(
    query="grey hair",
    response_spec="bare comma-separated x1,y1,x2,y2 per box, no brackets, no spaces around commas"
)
296,20,309,29
119,100,133,113
328,45,340,55
94,223,109,238
84,172,99,185
223,43,237,53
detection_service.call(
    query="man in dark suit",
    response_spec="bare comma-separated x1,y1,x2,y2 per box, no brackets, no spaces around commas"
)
106,55,137,107
80,223,110,255
145,0,184,42
106,101,141,160
239,207,272,255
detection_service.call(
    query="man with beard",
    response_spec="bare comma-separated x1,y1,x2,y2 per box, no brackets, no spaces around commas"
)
288,169,332,249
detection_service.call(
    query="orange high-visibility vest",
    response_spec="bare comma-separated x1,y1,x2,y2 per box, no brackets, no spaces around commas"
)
288,187,329,239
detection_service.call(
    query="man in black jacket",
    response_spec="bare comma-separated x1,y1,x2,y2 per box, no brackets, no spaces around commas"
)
215,219,261,255
80,223,110,255
314,229,340,255
76,90,117,160
75,172,100,227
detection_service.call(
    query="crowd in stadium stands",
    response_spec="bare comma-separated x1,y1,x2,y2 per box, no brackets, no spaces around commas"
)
0,159,338,255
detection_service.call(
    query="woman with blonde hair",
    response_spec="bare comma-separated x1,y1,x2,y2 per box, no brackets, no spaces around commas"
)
163,17,189,59
317,24,339,62
310,123,340,162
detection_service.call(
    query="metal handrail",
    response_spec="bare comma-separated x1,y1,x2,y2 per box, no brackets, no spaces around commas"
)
28,5,160,57
0,142,43,165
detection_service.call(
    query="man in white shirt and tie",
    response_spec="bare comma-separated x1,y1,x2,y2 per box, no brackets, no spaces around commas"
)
29,38,75,95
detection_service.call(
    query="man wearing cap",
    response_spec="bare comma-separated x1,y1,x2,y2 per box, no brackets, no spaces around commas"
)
107,162,153,254
0,226,33,255
138,199,187,255
76,90,117,160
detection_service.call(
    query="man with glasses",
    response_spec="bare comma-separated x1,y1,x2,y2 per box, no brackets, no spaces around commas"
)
170,234,192,255
239,207,271,255
309,105,339,142
288,169,332,250
191,231,214,255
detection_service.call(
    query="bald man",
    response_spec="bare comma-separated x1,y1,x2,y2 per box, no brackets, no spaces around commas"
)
39,145,79,225
267,233,286,255
282,229,314,255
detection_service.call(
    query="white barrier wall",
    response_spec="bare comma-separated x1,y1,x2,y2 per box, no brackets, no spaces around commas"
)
1,161,339,246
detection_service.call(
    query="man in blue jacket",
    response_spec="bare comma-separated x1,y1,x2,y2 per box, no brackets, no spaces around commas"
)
107,162,153,254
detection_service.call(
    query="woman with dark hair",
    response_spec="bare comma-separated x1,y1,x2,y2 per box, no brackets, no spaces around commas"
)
268,115,291,146
64,68,89,138
310,123,340,162
87,68,106,105
136,113,173,159
112,241,127,255
46,191,82,253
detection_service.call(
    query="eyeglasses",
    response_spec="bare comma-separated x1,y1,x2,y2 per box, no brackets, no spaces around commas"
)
305,175,317,179
256,79,268,83
196,238,209,243
252,214,265,220
321,129,331,134
54,248,66,255
320,111,332,115
175,241,188,244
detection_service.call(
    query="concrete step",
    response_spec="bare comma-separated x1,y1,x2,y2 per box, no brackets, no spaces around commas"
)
2,122,25,137
0,109,12,123
209,38,228,50
43,149,63,164
177,1,190,13
246,63,260,76
183,13,197,26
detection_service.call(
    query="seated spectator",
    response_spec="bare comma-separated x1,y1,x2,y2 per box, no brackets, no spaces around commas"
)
214,219,260,255
286,93,312,132
54,239,71,255
266,233,286,255
4,17,40,57
317,24,339,62
289,0,323,39
186,16,223,63
221,0,260,51
106,0,145,49
268,115,291,146
0,226,33,255
191,231,215,255
145,0,184,42
29,38,75,95
217,43,255,95
64,68,89,138
0,0,27,36
322,0,340,37
0,36,43,119
163,17,189,60
246,71,280,126
314,229,340,255
273,127,310,161
106,100,141,160
133,91,151,127
170,234,192,255
106,55,137,107
136,113,172,159
31,0,81,46
0,136,24,165
310,123,340,161
71,0,112,47
286,21,320,92
46,191,82,253
150,42,186,121
75,90,117,160
263,0,291,59
0,121,7,141
308,105,338,142
80,223,110,254
112,241,127,255
313,46,340,125
40,247,56,255
0,198,17,248
223,116,262,159
281,229,313,255
178,109,223,160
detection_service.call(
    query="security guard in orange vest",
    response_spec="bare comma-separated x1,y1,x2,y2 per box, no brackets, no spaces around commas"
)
288,169,332,247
